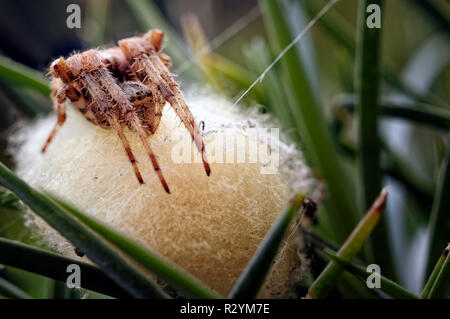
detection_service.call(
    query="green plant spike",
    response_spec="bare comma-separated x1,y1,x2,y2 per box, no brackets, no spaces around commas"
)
0,79,50,117
356,0,392,274
0,237,132,298
324,248,418,299
427,245,450,299
259,0,359,243
421,244,449,298
228,193,305,299
426,135,450,277
48,195,221,299
307,188,388,298
0,276,32,299
336,94,450,130
0,161,169,299
0,55,51,97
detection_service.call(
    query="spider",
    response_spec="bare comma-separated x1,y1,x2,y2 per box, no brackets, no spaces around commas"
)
42,30,210,194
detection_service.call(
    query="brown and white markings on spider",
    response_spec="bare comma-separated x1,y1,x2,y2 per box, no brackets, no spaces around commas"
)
41,30,211,194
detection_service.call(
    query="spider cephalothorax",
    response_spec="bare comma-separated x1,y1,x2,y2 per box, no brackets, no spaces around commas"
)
42,30,210,194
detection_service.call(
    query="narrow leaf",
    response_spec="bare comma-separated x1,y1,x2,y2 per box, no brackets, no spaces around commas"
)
0,276,32,299
260,0,359,243
0,79,50,117
0,161,168,299
0,237,132,298
324,249,418,299
424,244,450,299
426,135,450,277
307,188,388,298
228,193,305,299
336,94,450,130
49,195,221,299
0,55,51,97
356,0,391,274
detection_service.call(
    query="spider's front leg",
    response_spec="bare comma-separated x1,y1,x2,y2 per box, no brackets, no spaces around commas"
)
81,50,171,193
118,38,211,176
41,82,68,153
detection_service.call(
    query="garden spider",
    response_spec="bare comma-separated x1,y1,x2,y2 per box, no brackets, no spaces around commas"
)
42,30,210,194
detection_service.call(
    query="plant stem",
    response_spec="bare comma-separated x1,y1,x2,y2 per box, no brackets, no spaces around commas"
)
307,189,388,298
50,195,221,299
324,248,418,299
0,237,131,298
356,0,393,275
336,94,450,130
421,244,449,298
260,0,359,243
0,162,168,299
427,244,450,299
426,136,450,277
0,55,51,97
0,276,32,299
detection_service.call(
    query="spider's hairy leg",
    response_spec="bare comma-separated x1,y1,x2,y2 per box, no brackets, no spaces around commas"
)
149,54,210,176
128,115,170,194
42,85,67,153
81,50,171,193
119,39,211,175
109,116,144,184
76,52,145,185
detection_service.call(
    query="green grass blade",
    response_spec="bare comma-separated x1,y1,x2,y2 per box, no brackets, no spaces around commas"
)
356,0,392,274
383,142,435,200
421,244,449,298
336,94,450,130
307,189,388,298
260,0,359,242
49,195,221,299
228,193,305,299
0,161,168,299
357,0,404,208
0,276,32,299
0,237,132,298
426,135,450,277
0,79,50,117
0,55,51,97
427,244,450,299
301,0,354,52
324,249,418,299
